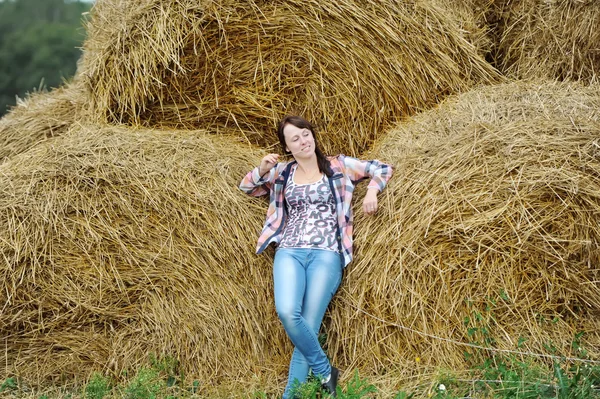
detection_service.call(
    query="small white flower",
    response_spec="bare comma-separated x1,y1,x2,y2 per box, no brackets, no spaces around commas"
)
438,383,446,391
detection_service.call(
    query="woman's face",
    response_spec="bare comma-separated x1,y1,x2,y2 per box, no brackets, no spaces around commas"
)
283,123,315,159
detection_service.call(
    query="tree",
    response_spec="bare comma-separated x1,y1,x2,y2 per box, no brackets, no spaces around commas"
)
0,0,91,116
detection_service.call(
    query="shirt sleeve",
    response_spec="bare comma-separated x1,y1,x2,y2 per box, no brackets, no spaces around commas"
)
340,155,393,192
239,164,279,197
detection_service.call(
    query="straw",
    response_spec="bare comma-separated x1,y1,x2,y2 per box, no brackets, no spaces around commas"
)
2,81,600,397
481,0,600,82
0,82,87,162
0,124,289,391
328,79,600,378
79,0,500,156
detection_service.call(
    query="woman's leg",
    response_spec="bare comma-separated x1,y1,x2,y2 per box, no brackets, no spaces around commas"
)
274,248,342,398
274,248,310,398
284,348,308,398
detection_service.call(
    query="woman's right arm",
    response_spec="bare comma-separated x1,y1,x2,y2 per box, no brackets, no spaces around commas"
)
239,153,280,197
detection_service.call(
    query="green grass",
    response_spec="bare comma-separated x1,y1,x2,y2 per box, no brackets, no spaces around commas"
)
4,354,600,399
4,306,600,399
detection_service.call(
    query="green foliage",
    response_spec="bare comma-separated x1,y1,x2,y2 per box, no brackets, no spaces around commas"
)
0,377,17,392
288,369,377,398
0,0,91,115
463,294,501,365
396,298,600,399
477,355,552,398
85,373,112,399
123,368,165,399
338,371,377,398
289,377,321,399
190,380,200,394
249,391,268,399
571,331,588,358
553,361,600,399
471,354,600,399
393,392,415,399
149,354,181,388
3,330,600,399
389,358,600,399
465,322,600,399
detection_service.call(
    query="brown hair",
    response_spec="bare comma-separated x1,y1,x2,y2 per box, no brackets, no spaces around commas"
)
277,115,333,177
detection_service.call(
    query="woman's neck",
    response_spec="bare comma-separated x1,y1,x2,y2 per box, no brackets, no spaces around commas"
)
295,156,319,173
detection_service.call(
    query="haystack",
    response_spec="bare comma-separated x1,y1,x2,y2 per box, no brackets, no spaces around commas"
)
0,124,296,394
326,80,600,386
3,81,600,396
480,0,600,82
79,0,500,156
0,82,87,162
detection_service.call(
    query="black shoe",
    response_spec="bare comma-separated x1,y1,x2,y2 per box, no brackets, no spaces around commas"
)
321,366,339,397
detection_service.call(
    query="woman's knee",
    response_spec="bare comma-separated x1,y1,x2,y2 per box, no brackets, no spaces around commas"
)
276,304,300,327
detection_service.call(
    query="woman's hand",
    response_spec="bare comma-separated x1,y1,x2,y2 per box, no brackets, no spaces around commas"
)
362,188,379,215
259,153,279,176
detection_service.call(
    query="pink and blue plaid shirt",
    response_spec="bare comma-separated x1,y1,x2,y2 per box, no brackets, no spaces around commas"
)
239,155,393,267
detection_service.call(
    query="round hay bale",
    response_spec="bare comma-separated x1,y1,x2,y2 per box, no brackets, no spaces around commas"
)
326,80,600,382
79,0,500,156
0,82,87,162
479,0,600,82
0,124,292,394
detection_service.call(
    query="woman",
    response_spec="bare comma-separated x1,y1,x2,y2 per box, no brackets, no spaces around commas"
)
239,116,393,398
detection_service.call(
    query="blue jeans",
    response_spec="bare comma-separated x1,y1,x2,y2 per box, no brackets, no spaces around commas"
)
273,248,343,399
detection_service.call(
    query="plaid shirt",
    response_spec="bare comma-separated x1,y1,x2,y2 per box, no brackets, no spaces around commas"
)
239,155,393,267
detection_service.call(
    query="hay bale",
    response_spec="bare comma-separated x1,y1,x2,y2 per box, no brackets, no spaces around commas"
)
79,0,500,155
326,80,600,381
481,0,600,82
3,82,600,394
0,82,87,162
0,124,293,393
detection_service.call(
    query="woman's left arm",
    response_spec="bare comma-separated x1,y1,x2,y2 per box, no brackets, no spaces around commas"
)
342,155,393,215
